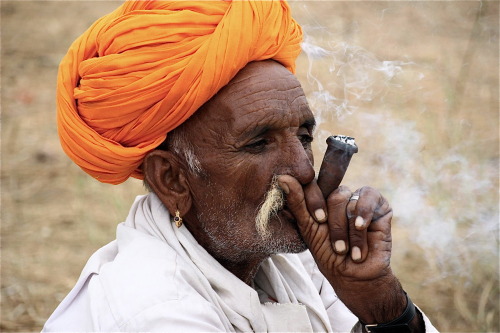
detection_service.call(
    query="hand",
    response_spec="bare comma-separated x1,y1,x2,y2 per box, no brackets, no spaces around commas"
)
277,175,407,325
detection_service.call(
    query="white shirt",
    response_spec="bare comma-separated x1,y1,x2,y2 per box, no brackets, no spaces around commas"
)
43,194,438,332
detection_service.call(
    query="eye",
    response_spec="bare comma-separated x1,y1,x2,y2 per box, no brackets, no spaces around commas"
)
244,139,268,152
299,134,313,148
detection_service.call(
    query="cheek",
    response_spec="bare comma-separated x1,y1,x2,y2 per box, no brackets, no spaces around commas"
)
228,162,271,204
210,154,277,205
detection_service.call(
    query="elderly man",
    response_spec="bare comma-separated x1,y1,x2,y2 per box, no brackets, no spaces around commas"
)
45,1,438,332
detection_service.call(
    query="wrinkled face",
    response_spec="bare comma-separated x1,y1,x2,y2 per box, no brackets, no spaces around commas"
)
182,61,316,262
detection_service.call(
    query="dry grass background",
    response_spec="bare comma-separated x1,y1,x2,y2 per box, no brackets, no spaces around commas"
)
1,1,498,332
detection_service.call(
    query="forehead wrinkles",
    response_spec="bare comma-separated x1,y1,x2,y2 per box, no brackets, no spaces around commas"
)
222,76,309,133
182,63,311,150
226,67,300,101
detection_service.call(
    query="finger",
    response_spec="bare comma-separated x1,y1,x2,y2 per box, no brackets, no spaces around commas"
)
346,190,372,231
348,187,392,231
348,211,368,263
303,180,328,223
347,187,388,262
277,175,314,232
326,185,352,254
371,194,393,230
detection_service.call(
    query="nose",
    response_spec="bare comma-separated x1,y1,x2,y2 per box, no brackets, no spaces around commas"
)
279,138,315,185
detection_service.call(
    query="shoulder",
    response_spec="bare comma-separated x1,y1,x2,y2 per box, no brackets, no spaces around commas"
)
96,226,226,331
45,226,227,332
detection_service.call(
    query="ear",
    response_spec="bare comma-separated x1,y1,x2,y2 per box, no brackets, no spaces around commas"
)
143,150,192,217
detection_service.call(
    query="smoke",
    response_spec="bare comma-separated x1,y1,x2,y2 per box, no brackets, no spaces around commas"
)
301,31,412,125
351,111,499,278
297,25,499,282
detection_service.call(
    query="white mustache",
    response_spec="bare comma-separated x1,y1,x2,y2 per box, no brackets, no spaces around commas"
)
255,177,285,238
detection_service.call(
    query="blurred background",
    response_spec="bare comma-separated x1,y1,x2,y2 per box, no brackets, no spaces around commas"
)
1,1,498,331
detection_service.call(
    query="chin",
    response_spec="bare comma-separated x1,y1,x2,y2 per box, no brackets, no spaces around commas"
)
259,211,308,255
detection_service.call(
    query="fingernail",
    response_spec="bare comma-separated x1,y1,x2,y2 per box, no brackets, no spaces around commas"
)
314,209,326,222
352,246,361,261
334,240,346,253
278,181,289,194
355,216,365,228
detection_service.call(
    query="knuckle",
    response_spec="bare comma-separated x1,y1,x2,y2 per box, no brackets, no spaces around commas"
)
328,225,345,235
287,189,305,206
349,232,364,244
360,185,376,194
295,195,306,208
358,186,380,201
326,192,349,207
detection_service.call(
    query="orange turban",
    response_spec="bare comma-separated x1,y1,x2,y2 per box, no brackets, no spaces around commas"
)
57,0,303,185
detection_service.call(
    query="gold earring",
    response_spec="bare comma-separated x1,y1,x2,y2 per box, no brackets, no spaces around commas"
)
173,210,183,228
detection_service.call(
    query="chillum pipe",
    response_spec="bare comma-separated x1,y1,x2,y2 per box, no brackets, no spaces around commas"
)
317,135,358,198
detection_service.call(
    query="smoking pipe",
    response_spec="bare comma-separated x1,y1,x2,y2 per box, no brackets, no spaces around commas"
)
317,135,358,198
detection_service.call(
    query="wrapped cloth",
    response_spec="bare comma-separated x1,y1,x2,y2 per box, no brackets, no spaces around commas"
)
57,0,303,184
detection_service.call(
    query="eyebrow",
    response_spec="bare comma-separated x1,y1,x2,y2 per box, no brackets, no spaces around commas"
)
238,117,317,142
239,124,271,142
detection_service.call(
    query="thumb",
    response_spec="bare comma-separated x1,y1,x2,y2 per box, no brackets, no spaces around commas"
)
277,175,316,234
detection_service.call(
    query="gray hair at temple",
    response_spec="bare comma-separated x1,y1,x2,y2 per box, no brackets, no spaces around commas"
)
143,127,203,192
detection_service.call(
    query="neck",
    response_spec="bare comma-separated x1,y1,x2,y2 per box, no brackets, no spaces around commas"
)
217,256,268,285
184,219,269,285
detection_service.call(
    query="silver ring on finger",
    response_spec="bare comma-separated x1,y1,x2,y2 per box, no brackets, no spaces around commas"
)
349,194,360,201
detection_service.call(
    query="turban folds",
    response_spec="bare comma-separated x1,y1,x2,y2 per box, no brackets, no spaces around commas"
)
57,0,303,184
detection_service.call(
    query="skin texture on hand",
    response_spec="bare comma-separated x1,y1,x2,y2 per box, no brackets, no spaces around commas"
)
277,175,409,325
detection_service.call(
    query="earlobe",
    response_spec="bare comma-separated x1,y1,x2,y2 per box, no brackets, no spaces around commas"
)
143,150,192,216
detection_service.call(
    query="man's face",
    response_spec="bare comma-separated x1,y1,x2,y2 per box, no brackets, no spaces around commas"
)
182,61,316,263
